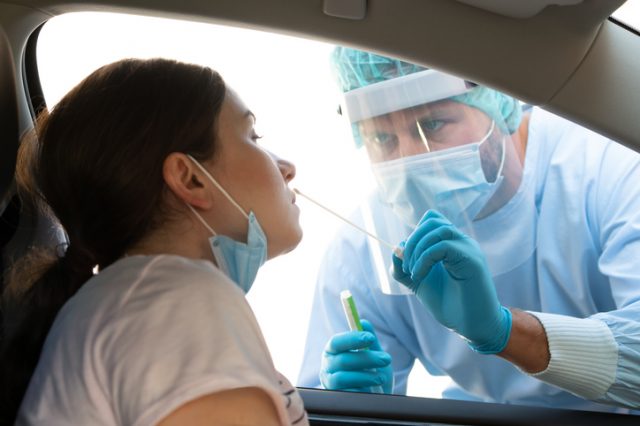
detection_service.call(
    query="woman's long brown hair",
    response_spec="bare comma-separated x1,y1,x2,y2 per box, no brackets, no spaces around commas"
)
0,58,226,424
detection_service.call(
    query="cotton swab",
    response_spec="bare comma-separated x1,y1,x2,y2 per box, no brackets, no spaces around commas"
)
293,188,403,259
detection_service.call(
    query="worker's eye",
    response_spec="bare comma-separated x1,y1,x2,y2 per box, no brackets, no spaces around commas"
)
417,118,445,133
366,132,398,150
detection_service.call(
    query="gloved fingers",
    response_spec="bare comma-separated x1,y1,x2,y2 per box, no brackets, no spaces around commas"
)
406,216,451,247
391,252,416,290
321,370,387,391
381,365,395,394
322,349,391,372
324,331,376,354
360,320,385,353
403,218,454,272
416,209,446,226
410,240,464,282
405,225,461,273
391,251,407,278
392,240,406,261
344,387,380,393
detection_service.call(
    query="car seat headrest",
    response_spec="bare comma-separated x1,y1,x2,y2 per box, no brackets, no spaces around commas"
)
0,26,19,215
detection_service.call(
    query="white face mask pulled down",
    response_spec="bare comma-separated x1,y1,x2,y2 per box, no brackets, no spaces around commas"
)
371,120,506,228
185,155,267,293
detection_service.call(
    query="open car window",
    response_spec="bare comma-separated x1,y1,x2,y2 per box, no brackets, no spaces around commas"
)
37,11,450,399
35,11,640,418
612,0,640,32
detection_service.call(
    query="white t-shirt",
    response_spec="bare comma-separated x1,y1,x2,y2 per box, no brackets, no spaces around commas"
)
17,255,308,426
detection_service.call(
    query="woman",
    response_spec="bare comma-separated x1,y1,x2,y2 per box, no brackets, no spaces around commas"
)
1,58,306,425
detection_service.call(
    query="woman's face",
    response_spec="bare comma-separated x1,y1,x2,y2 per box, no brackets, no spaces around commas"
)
202,88,302,259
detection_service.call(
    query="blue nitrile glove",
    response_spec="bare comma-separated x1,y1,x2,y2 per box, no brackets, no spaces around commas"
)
391,210,512,354
320,319,393,393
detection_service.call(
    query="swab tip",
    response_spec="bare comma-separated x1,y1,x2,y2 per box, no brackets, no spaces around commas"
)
393,246,404,259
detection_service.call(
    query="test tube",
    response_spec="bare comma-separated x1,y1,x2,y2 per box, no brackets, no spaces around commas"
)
340,290,385,394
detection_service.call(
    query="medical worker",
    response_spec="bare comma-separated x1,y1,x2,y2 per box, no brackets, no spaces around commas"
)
298,47,640,413
1,58,308,425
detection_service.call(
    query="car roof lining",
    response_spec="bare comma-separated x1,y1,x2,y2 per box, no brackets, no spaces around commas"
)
0,0,637,151
453,0,586,19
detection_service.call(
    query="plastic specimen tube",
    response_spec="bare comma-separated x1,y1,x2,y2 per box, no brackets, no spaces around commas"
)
341,289,364,331
340,289,385,394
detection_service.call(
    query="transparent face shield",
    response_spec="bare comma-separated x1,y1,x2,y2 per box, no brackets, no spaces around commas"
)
340,70,531,295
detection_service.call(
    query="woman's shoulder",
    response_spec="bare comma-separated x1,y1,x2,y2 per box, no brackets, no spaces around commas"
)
95,254,238,296
66,254,247,331
102,253,221,278
29,254,279,426
68,254,264,360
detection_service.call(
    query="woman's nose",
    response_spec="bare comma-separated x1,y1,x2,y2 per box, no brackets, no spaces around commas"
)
270,152,296,183
278,158,296,183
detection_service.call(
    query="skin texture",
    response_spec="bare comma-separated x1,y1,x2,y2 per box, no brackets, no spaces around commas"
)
499,308,550,374
358,100,493,162
129,88,302,261
156,387,281,426
358,101,526,219
192,87,302,259
128,88,302,425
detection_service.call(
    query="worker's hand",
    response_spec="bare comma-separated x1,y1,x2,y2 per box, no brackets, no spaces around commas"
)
320,319,393,394
391,210,512,354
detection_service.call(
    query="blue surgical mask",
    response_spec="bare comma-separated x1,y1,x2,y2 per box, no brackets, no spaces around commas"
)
185,155,267,293
371,121,505,228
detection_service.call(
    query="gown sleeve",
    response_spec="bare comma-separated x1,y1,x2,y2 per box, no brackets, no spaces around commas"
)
529,139,640,409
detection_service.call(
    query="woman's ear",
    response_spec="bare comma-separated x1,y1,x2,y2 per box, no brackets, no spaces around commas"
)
163,153,213,210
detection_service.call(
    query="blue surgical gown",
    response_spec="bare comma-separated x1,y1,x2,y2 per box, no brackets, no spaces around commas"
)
297,107,640,413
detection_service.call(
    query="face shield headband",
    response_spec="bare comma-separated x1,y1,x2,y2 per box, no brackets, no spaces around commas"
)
343,69,471,122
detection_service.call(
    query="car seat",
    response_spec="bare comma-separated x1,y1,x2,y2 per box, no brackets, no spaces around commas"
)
0,25,66,317
0,26,20,292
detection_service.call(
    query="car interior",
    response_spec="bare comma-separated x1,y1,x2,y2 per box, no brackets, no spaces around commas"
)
1,0,640,424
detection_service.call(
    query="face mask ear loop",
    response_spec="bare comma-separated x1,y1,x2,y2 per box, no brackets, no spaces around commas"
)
496,135,507,178
478,120,496,146
186,154,250,220
479,120,505,181
484,120,506,181
185,203,217,236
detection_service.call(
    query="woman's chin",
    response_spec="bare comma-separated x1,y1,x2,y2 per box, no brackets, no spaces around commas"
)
267,228,303,260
